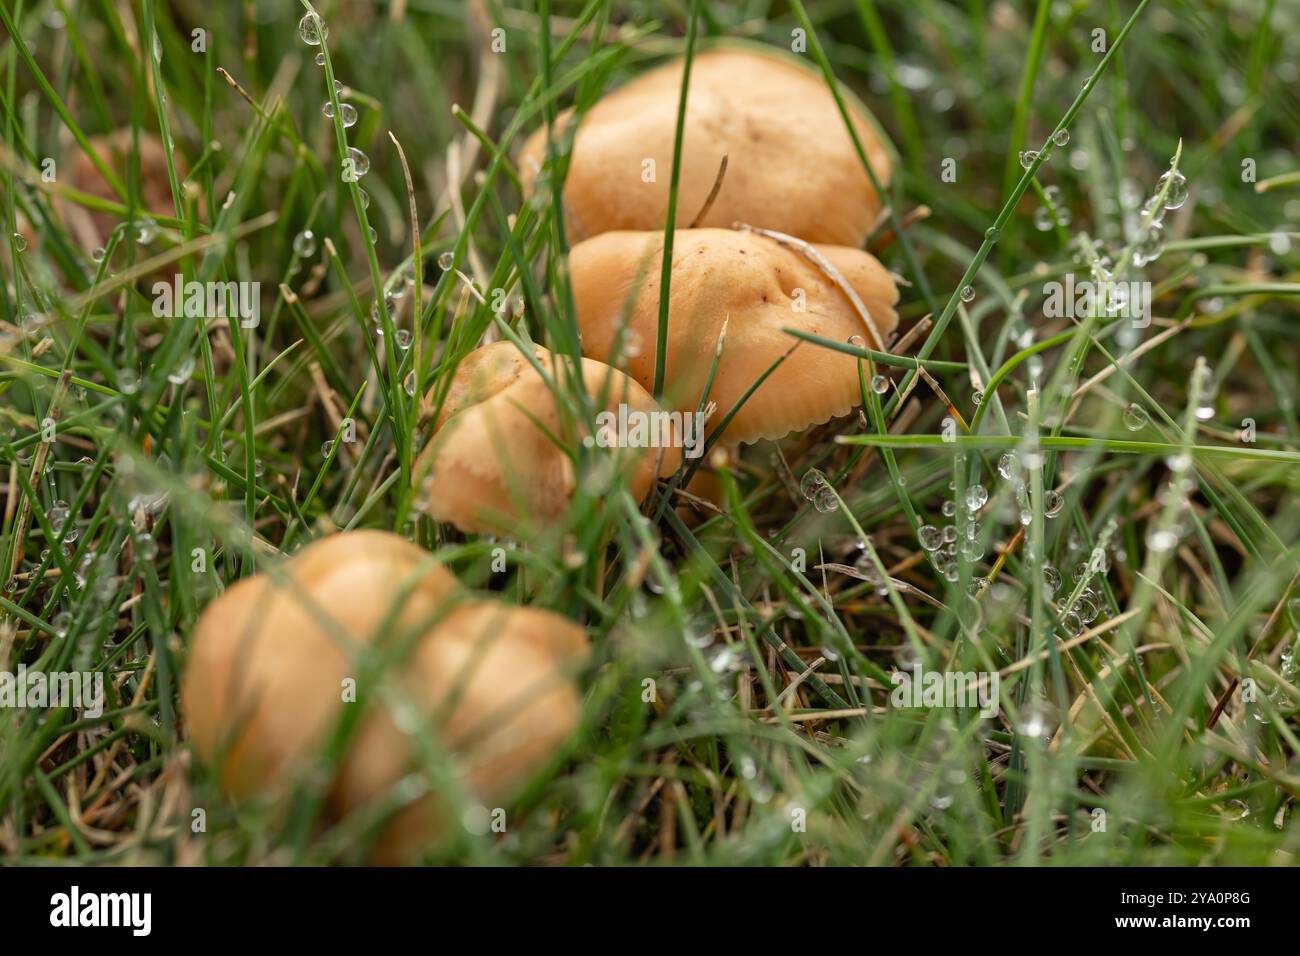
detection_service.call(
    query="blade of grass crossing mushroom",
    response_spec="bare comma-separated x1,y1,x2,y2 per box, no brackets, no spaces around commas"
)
652,0,700,398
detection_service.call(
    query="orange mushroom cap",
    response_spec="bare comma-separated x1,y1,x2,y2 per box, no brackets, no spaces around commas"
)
570,227,900,446
181,530,589,863
414,341,684,535
520,47,892,247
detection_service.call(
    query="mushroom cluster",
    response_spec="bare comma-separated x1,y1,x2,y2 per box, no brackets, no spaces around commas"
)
182,530,588,863
522,45,902,472
414,341,682,535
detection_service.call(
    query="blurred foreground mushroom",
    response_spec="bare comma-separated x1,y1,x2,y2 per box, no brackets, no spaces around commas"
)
414,341,686,535
520,47,892,246
181,530,588,863
570,227,901,447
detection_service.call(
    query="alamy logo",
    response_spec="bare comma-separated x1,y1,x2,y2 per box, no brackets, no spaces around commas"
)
0,665,104,718
890,662,1000,717
1043,274,1151,327
152,274,261,328
584,404,707,459
49,886,151,936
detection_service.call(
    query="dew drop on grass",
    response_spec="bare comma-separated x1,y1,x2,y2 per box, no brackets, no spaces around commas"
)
1052,129,1070,147
942,524,957,544
1033,206,1054,231
984,226,1000,242
799,468,827,500
1146,527,1179,552
341,146,369,181
1122,402,1148,431
11,232,27,251
846,333,865,348
1019,149,1039,169
437,250,454,271
53,611,73,637
167,356,195,385
117,369,139,395
1016,701,1056,738
1156,170,1188,209
1042,564,1061,593
812,486,839,514
918,525,943,551
965,484,988,510
972,390,983,406
321,439,334,457
135,217,157,244
1132,222,1165,266
941,499,957,517
91,247,106,263
960,284,976,303
315,51,325,66
292,229,317,257
871,374,889,394
298,12,328,45
997,451,1019,480
404,371,418,397
253,459,266,478
1044,489,1064,517
136,533,158,560
394,328,412,350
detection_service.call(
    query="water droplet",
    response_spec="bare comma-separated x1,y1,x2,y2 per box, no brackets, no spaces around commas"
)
965,484,988,511
167,356,196,385
135,217,157,244
293,229,317,258
342,146,369,181
1019,149,1039,170
253,458,266,477
437,250,455,271
799,469,827,500
91,246,106,263
1122,402,1148,431
941,499,957,518
813,486,839,513
404,371,418,397
321,439,334,457
1016,701,1056,738
972,390,983,406
960,284,975,303
1042,564,1060,593
846,334,865,348
298,12,328,45
984,226,1001,242
11,232,27,251
1156,170,1188,209
623,329,643,357
997,452,1019,480
1044,489,1063,517
871,374,889,394
1145,527,1179,552
118,368,140,395
136,533,158,560
394,328,412,350
1033,206,1054,231
315,51,326,66
1132,222,1165,266
918,525,943,551
53,611,73,637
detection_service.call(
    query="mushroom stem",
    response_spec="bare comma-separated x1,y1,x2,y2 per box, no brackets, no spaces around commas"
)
732,221,884,347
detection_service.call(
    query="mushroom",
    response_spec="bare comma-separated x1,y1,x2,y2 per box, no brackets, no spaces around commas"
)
181,529,588,863
568,227,901,448
519,46,892,247
414,340,685,535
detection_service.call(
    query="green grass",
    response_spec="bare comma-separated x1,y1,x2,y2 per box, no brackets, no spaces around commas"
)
2,0,1300,865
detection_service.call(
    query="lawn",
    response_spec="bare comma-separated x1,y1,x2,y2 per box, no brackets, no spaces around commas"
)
2,0,1299,866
